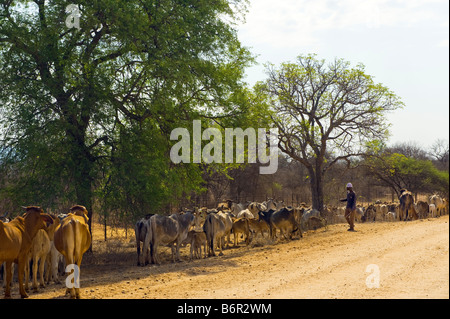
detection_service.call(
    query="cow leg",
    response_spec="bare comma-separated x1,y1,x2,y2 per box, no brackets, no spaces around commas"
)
38,256,46,288
32,257,39,292
64,255,76,299
189,244,194,261
17,257,29,299
152,244,160,265
4,261,13,299
175,242,182,262
75,260,82,299
218,236,224,256
24,257,30,293
170,244,177,263
136,240,141,266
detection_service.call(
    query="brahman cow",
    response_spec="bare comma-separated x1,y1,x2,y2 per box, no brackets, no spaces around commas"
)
144,212,195,265
398,189,418,221
0,206,53,299
54,205,92,299
203,212,227,257
134,214,153,266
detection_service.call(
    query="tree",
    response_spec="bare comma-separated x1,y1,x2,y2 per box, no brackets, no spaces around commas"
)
430,139,449,172
0,1,253,230
364,151,449,197
261,54,404,211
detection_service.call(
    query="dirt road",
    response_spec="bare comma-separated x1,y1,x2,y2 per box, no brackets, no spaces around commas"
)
25,215,449,299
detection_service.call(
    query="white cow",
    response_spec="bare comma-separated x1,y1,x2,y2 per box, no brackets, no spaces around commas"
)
429,195,446,217
429,204,437,218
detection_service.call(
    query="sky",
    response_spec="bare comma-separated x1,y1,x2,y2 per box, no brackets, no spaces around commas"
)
235,0,449,150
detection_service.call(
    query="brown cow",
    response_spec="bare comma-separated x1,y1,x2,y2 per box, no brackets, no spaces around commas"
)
399,189,418,221
26,214,60,292
232,217,250,246
248,218,270,239
54,205,91,299
0,206,53,299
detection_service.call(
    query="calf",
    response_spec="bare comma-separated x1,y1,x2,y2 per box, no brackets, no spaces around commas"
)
189,230,207,260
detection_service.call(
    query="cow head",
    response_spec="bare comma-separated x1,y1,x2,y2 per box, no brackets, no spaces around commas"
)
70,205,89,223
22,206,54,230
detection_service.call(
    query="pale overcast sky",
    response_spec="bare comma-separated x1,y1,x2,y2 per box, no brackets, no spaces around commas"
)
236,0,449,149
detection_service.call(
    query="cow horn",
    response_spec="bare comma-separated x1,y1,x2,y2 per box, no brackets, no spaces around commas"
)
21,206,28,209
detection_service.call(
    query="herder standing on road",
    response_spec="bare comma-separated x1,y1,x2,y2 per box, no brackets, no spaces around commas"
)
340,183,357,232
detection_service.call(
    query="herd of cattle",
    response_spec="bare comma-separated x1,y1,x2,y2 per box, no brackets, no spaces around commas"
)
0,191,448,299
0,205,91,299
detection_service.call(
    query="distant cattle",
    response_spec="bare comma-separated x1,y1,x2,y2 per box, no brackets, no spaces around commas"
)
398,189,418,221
375,204,388,222
362,204,377,223
54,205,91,299
385,212,396,222
144,212,195,265
415,201,429,219
236,209,255,220
0,206,53,299
263,199,284,211
429,195,446,217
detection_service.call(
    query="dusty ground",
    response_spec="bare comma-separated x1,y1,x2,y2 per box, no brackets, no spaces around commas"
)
8,215,449,299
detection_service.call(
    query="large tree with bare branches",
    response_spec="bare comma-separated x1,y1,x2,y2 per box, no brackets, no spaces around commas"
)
261,54,404,211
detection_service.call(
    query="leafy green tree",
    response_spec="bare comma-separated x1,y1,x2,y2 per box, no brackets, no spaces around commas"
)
261,54,404,211
365,151,449,197
0,0,253,228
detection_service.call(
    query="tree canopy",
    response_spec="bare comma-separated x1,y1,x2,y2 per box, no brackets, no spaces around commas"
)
0,0,253,226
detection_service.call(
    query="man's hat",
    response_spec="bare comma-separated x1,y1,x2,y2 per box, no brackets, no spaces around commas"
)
346,183,353,188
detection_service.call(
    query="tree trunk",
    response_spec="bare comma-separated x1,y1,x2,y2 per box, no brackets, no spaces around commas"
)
309,166,324,213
